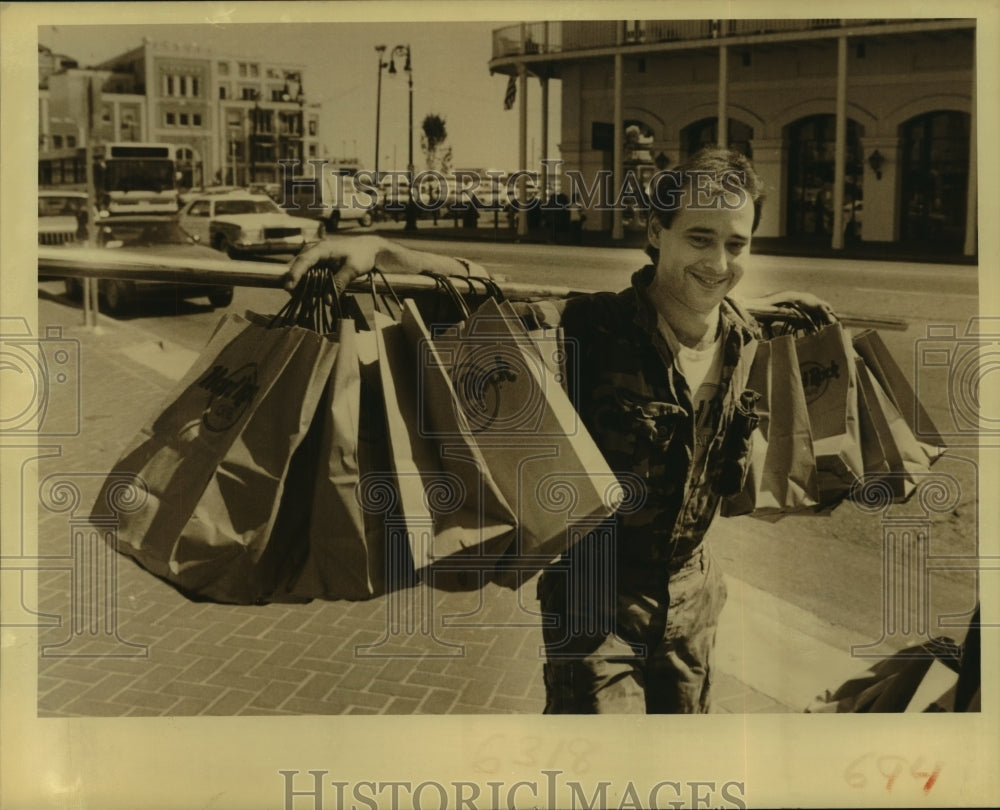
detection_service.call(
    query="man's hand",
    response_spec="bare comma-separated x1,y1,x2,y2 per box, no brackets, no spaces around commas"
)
284,235,387,295
283,236,490,296
749,290,838,327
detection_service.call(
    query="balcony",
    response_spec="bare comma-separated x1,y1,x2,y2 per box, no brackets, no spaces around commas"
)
491,19,934,61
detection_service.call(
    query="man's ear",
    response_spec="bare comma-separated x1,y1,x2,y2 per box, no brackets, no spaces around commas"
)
647,214,663,248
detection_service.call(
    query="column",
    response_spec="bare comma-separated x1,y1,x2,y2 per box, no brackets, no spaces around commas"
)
748,138,786,238
831,36,847,250
111,99,121,145
540,76,549,199
717,45,728,147
612,42,624,240
964,68,977,257
517,62,529,238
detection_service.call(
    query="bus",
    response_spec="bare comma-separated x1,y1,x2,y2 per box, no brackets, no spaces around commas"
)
38,142,179,215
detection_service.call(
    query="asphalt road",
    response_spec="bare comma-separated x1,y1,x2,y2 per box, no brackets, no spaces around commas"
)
41,236,985,654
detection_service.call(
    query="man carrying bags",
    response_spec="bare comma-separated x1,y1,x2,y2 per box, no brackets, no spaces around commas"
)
284,147,834,713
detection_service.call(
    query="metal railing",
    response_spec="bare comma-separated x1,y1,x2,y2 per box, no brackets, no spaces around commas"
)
37,246,909,331
492,19,907,59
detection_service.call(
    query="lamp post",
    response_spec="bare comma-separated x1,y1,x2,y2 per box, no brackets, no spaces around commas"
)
375,45,387,182
388,44,415,230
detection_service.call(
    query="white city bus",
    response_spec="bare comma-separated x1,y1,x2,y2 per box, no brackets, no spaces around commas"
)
38,141,179,215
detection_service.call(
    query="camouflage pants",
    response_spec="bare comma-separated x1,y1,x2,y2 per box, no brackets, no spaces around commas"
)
537,541,727,714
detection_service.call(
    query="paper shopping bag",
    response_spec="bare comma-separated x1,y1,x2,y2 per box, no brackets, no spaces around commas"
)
854,356,931,503
275,319,390,601
721,334,818,517
498,299,569,394
402,300,519,584
855,355,892,482
794,323,864,501
97,312,336,603
370,303,519,591
852,329,946,463
805,637,962,713
432,297,623,587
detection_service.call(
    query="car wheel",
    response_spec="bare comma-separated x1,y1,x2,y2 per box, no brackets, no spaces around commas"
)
104,280,136,317
64,278,82,300
207,287,235,308
359,212,373,228
326,211,341,232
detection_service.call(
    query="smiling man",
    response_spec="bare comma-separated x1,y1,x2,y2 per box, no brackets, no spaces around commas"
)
283,147,832,714
535,148,769,714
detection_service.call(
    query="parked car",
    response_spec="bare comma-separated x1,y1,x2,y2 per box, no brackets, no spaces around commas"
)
63,215,235,316
177,185,243,207
282,173,376,232
177,191,320,258
248,182,283,203
38,189,89,246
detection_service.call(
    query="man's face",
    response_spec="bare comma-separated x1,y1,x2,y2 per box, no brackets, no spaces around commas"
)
648,192,755,317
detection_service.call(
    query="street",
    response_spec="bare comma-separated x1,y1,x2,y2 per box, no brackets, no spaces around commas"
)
38,236,983,663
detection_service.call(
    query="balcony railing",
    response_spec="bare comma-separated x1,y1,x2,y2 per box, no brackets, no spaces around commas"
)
491,19,908,60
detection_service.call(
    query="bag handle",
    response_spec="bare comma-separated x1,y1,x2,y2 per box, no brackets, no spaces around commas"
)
365,267,404,319
451,273,506,303
270,266,345,332
420,270,471,320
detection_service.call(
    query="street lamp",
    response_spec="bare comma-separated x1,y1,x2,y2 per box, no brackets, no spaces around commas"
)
375,45,387,181
388,44,415,230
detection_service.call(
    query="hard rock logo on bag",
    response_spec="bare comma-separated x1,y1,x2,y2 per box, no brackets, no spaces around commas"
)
800,360,840,404
198,363,260,432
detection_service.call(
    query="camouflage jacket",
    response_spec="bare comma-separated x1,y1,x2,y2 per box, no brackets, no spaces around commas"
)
527,266,761,569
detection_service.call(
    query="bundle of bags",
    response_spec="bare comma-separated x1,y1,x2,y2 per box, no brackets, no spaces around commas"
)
93,269,623,604
722,307,947,518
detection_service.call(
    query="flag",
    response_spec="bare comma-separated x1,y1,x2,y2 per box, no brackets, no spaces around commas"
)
503,76,517,111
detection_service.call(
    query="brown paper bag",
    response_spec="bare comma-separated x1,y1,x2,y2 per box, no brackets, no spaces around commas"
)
372,304,519,590
794,323,864,501
403,300,519,585
722,334,818,516
853,329,946,463
98,313,336,604
854,356,932,503
432,297,622,587
278,319,390,601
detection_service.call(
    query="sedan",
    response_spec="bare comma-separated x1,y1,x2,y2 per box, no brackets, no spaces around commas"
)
64,216,235,316
178,192,320,258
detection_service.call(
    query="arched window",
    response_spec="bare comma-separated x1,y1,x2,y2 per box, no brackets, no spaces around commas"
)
785,114,864,238
681,117,753,159
899,110,970,245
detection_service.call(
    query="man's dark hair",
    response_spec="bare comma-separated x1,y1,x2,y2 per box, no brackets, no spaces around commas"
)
645,147,765,264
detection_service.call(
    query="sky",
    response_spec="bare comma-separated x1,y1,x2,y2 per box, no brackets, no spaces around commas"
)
38,16,562,175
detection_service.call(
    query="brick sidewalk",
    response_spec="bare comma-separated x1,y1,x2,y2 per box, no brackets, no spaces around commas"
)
30,293,793,716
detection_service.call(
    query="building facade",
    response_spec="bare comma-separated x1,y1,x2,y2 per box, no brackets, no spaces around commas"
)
489,19,977,255
39,38,324,190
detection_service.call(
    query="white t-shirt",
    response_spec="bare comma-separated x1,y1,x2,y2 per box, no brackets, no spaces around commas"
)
658,314,725,465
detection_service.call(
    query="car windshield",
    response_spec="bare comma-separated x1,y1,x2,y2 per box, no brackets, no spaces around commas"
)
101,220,194,247
39,196,87,217
214,199,279,216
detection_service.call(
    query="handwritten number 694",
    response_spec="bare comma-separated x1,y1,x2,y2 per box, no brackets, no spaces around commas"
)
844,752,942,793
